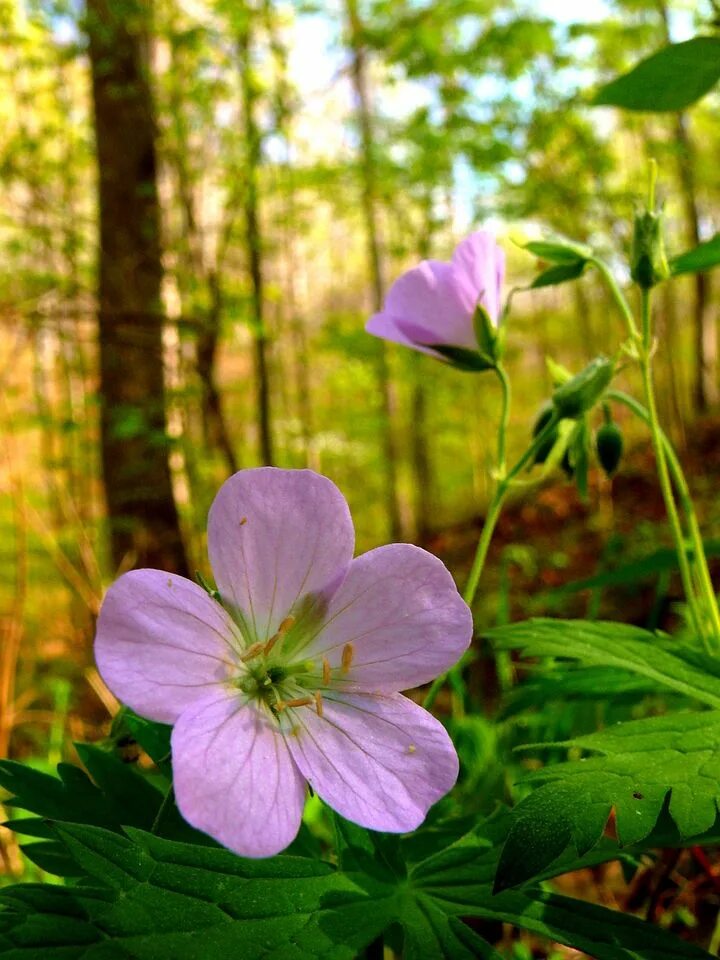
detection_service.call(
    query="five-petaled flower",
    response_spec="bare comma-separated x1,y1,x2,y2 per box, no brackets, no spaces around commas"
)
95,468,472,858
366,230,505,370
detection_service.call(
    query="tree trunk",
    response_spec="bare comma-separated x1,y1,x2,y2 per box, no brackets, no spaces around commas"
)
655,0,717,411
86,0,188,575
237,9,274,465
345,0,404,540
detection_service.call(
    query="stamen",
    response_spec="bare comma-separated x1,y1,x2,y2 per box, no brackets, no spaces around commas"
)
277,696,314,712
314,691,324,717
240,641,264,662
263,615,297,655
322,657,331,685
341,642,354,674
407,744,416,754
239,516,248,526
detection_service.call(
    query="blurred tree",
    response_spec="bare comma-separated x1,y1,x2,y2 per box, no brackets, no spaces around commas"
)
344,0,405,539
86,0,188,575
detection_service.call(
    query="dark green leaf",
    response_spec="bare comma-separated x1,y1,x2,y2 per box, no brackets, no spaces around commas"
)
531,259,586,288
592,37,720,111
671,233,720,276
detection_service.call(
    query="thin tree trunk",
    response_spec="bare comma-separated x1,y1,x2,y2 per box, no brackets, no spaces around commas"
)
86,0,188,575
345,0,404,540
237,9,274,465
656,0,717,411
166,34,238,475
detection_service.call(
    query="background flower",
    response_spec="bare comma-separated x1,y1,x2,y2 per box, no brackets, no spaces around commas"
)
95,468,472,857
366,230,505,362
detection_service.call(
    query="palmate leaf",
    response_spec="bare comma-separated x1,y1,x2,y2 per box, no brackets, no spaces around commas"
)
0,814,712,959
496,710,720,891
487,618,720,707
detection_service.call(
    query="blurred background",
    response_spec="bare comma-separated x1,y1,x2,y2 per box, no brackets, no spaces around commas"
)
1,0,719,886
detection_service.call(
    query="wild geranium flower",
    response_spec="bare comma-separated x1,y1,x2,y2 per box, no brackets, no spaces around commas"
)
366,230,506,370
95,468,472,858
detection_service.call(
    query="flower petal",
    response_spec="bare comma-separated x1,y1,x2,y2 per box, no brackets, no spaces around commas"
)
286,692,458,832
302,543,472,693
172,692,306,858
208,468,354,643
95,569,240,724
365,312,440,358
451,231,505,324
379,261,477,350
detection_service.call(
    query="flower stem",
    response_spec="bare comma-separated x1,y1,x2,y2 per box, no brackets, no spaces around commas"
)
423,410,560,711
637,289,710,647
591,257,639,342
608,388,720,651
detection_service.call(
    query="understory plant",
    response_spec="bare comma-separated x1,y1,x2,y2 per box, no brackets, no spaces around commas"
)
3,173,720,959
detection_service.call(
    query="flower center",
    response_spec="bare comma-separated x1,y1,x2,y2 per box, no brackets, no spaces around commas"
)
232,615,355,724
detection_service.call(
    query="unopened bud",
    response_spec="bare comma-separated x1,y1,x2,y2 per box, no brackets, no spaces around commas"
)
552,357,614,420
596,421,623,476
631,210,670,289
531,403,557,465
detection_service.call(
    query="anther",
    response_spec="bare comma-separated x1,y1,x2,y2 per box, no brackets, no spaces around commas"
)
277,697,314,712
407,744,416,754
263,615,297,655
314,691,324,717
341,643,354,674
322,657,331,685
240,641,264,662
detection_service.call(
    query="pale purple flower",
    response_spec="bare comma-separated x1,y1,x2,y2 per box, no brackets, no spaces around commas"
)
366,230,505,365
95,468,472,858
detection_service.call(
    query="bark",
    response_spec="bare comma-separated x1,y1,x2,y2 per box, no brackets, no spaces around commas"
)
345,0,404,539
86,0,188,575
237,9,274,465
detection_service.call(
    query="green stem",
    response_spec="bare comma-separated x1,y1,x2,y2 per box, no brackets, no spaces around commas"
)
496,363,511,477
151,785,175,835
591,257,639,342
608,389,720,649
638,289,707,646
423,411,560,711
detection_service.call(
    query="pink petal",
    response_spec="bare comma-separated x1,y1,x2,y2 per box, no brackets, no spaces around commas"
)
365,313,440,358
172,692,306,858
302,544,472,692
381,262,477,349
451,230,505,324
95,569,240,724
286,692,458,832
207,468,354,644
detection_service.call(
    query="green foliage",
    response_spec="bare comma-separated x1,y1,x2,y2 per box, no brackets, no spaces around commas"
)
487,618,720,707
671,233,720,276
495,711,720,892
0,805,710,959
592,37,720,112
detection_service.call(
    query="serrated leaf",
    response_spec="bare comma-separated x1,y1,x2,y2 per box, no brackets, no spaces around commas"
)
671,233,720,276
592,36,720,111
487,618,720,707
497,711,720,890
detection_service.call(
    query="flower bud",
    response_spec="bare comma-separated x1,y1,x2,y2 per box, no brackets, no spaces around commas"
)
552,357,614,420
596,421,623,476
631,210,670,289
531,403,557,465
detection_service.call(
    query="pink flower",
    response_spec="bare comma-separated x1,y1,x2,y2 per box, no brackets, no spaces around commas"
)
95,468,472,858
366,230,506,369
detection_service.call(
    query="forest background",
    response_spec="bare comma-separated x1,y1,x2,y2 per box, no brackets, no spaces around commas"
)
1,0,719,901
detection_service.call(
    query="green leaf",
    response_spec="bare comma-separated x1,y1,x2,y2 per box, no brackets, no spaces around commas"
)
487,618,720,707
671,233,720,276
531,259,586,288
497,711,720,890
524,238,592,263
592,36,720,112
